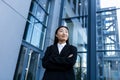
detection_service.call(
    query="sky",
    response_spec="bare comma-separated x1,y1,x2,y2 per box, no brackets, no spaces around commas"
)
100,0,120,8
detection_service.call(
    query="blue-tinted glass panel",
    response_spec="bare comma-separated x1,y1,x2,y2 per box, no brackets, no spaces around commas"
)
31,23,46,49
74,53,87,80
26,51,40,80
25,23,34,43
30,1,37,15
39,26,46,49
63,0,88,18
37,0,50,11
14,46,27,80
31,23,42,47
24,15,46,50
36,6,48,25
24,15,35,42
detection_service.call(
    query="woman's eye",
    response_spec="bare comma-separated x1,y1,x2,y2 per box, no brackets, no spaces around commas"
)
59,30,63,32
65,31,68,33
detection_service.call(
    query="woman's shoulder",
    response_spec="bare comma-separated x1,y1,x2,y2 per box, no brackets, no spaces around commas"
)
69,45,77,53
69,45,77,55
47,44,77,49
47,44,56,48
69,45,77,49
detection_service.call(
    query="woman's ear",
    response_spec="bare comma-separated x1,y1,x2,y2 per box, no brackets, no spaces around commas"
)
56,34,58,38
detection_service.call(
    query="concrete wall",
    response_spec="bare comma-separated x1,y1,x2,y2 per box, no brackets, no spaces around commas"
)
0,0,31,80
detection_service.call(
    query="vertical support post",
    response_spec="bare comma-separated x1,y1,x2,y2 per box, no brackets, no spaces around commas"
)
87,0,97,80
58,0,65,26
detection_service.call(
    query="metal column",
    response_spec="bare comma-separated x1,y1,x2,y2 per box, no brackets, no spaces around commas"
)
87,0,97,80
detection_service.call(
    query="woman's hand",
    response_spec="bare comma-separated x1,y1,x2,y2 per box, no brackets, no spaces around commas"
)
68,54,73,58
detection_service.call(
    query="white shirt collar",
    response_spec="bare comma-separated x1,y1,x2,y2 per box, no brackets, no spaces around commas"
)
57,43,66,53
57,43,66,47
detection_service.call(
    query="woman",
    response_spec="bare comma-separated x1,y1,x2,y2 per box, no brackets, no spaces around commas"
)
42,26,77,80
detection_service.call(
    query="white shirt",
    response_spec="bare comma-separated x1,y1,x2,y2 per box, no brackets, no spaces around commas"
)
57,43,66,54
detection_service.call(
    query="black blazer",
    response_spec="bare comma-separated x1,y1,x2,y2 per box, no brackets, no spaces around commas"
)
42,44,77,80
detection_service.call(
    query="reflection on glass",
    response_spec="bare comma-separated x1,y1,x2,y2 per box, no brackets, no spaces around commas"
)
63,0,78,18
39,27,46,49
23,0,49,50
63,0,88,18
37,0,49,10
30,1,37,15
31,23,46,49
24,21,46,49
24,24,33,43
104,61,120,80
97,52,120,79
23,15,46,49
31,23,42,47
26,51,40,80
36,7,48,24
74,53,87,80
14,46,27,80
24,15,35,42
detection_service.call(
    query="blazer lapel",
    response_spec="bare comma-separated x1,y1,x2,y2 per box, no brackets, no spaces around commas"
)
60,44,70,55
52,44,70,56
52,44,59,55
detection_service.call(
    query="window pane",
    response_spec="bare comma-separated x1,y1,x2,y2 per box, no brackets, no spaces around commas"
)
31,23,42,47
14,0,51,80
63,0,78,18
30,1,37,15
63,0,88,18
14,46,27,80
39,26,46,49
36,6,48,25
23,15,35,42
74,53,87,80
26,51,40,80
24,23,33,43
38,0,50,11
31,23,46,49
24,16,46,49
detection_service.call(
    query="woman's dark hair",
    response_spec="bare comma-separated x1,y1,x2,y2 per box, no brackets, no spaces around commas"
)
53,26,69,45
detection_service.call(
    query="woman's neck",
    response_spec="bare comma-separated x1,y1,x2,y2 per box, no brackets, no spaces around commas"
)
58,41,66,44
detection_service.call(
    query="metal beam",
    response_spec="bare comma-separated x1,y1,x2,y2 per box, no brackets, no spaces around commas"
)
87,0,97,80
104,57,120,61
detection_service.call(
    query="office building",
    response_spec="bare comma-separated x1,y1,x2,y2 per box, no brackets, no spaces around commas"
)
0,0,120,80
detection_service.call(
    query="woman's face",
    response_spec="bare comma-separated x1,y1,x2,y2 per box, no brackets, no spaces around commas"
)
56,27,69,43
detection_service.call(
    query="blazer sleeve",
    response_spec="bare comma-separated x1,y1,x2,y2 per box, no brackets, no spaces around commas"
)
42,46,68,71
49,45,77,69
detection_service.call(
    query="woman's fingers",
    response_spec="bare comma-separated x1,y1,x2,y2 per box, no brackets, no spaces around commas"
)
68,54,73,58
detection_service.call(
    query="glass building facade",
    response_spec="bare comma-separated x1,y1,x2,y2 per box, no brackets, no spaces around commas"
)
12,0,120,80
14,0,51,80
